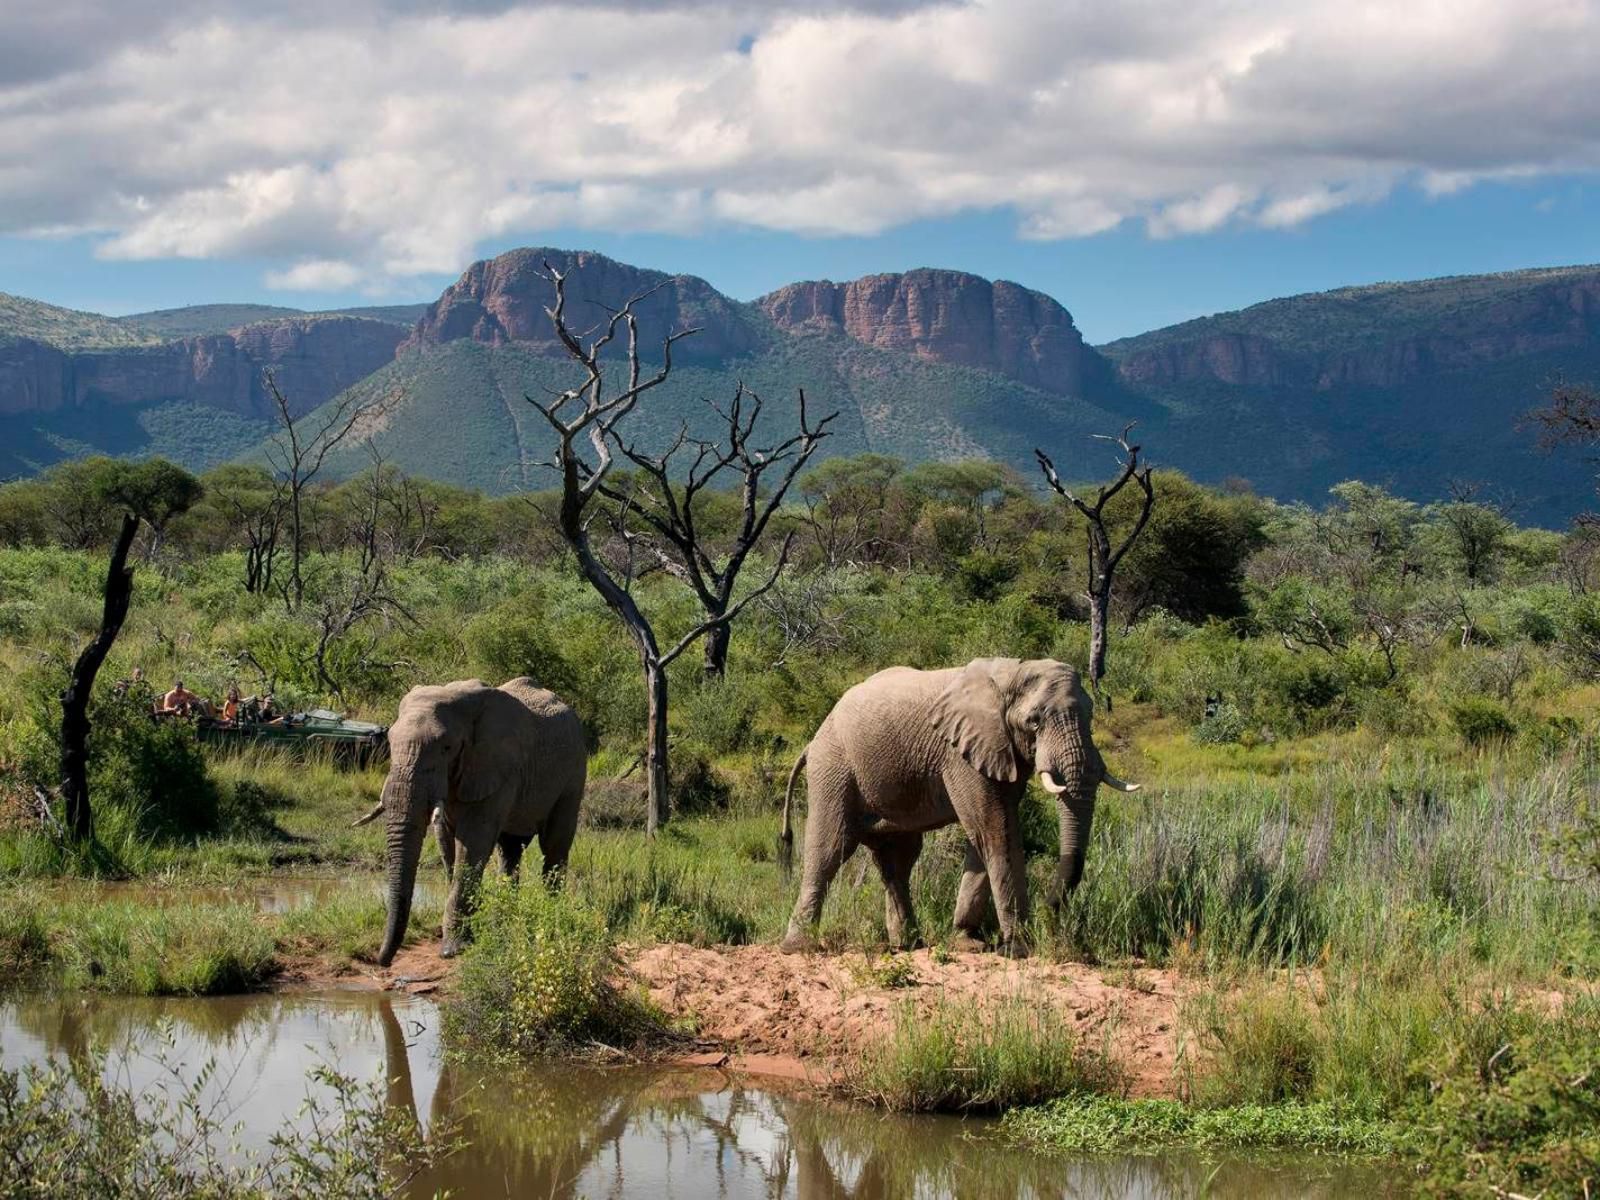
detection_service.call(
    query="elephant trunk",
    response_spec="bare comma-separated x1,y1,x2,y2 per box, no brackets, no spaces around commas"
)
1054,791,1095,898
1038,711,1107,902
377,766,435,968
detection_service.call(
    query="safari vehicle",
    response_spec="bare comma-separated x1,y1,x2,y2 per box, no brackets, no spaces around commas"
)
191,708,389,768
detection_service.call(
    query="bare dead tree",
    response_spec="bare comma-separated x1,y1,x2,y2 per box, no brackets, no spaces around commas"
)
60,460,201,841
1528,378,1600,450
1036,426,1155,705
262,370,388,612
526,260,763,834
60,513,138,842
584,383,836,678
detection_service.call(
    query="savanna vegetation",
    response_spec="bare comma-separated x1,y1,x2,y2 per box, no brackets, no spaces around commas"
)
1,417,1598,1195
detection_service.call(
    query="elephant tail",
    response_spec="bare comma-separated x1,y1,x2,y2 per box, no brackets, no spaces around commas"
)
777,746,808,880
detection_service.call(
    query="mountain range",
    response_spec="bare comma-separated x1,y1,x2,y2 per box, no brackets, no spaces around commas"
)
2,251,1595,525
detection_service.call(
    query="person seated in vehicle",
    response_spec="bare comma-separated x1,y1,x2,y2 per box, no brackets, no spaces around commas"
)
158,679,212,717
221,685,242,724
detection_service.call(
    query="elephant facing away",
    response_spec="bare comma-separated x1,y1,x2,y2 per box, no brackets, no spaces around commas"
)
375,677,586,967
778,657,1138,957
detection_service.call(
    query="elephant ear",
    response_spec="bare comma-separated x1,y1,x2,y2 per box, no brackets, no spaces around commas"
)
930,658,1023,782
451,684,515,807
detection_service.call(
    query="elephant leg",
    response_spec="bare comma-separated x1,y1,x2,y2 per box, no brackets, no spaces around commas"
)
440,820,497,959
433,807,455,882
952,839,992,949
536,789,581,887
949,777,1029,958
868,833,923,950
782,768,859,953
498,833,532,879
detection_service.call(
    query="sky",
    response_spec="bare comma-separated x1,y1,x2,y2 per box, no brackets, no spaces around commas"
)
2,0,1599,344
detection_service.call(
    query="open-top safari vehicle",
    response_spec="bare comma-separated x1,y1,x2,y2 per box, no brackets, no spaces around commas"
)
189,708,390,768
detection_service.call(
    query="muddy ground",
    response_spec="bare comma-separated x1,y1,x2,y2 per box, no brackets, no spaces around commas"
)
284,939,1192,1097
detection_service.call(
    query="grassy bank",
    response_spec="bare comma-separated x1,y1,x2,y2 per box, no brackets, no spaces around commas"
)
0,880,442,995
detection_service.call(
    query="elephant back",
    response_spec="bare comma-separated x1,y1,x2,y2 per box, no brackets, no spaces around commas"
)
498,677,587,787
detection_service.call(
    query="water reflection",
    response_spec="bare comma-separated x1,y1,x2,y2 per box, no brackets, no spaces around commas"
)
0,992,1387,1199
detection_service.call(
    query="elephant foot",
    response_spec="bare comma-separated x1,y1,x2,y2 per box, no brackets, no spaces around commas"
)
949,931,987,954
439,936,464,959
779,930,813,955
996,937,1030,960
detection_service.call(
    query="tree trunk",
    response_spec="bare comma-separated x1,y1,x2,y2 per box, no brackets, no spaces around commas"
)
645,659,669,835
60,513,139,842
701,615,730,680
1086,582,1110,709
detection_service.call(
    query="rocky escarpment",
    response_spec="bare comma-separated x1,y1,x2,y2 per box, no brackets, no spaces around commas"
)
0,317,404,420
401,247,761,362
1106,269,1600,392
757,270,1102,397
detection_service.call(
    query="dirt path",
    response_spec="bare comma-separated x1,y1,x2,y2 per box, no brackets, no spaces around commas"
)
275,939,1192,1097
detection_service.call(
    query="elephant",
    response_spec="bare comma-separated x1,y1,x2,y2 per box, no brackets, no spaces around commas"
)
375,676,586,967
777,657,1139,956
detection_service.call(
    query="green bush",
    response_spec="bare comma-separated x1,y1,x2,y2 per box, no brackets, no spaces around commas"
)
1450,698,1517,747
1407,1000,1600,1198
676,676,762,756
842,996,1120,1112
0,1051,459,1198
462,601,575,696
1193,703,1248,745
446,876,662,1055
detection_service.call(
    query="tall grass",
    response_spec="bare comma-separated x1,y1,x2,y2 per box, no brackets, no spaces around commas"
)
1047,747,1599,979
446,876,667,1056
841,995,1122,1112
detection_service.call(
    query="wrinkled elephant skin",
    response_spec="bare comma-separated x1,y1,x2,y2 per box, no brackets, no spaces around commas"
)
377,677,586,967
779,658,1137,956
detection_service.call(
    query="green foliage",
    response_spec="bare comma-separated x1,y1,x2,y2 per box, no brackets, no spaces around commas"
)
1450,698,1517,746
447,876,664,1055
1002,1095,1401,1155
0,889,275,995
461,601,576,695
1408,1000,1600,1197
842,996,1120,1112
0,1049,458,1198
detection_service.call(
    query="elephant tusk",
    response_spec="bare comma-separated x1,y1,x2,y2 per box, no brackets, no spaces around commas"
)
1038,771,1069,795
1102,772,1142,793
351,801,385,827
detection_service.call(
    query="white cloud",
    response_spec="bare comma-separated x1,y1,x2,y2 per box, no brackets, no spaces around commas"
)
2,0,1598,289
264,257,364,290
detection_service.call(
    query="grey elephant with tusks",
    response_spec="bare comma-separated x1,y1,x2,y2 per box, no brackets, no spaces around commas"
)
777,657,1139,957
370,677,586,968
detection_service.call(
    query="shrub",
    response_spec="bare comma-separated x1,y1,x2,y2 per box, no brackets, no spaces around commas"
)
842,996,1121,1112
1193,703,1248,745
462,602,576,697
1450,698,1516,747
0,1051,459,1198
1407,1000,1600,1198
671,751,733,818
446,876,662,1055
676,676,762,756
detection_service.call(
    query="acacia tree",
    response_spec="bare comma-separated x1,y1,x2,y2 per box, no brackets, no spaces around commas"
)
1035,427,1155,705
527,262,792,833
586,382,836,678
60,459,202,841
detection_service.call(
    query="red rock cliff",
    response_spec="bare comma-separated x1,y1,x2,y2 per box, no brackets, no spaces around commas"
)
0,316,404,420
402,248,760,362
756,270,1097,396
